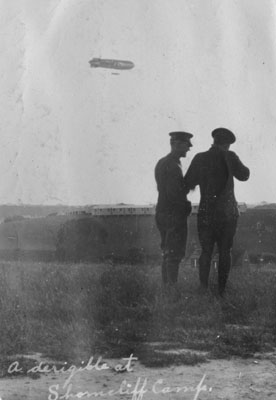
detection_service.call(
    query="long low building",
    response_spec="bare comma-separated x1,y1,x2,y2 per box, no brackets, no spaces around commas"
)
69,203,247,216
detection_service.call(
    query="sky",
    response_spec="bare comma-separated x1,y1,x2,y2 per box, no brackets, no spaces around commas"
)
1,0,276,206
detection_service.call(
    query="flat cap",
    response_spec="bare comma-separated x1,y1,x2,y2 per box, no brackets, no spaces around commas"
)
212,128,236,144
169,131,193,142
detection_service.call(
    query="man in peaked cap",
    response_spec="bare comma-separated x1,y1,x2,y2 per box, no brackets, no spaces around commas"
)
184,128,250,296
155,131,193,295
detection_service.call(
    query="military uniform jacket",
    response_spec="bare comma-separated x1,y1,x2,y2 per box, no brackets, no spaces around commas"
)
184,146,250,224
155,153,191,217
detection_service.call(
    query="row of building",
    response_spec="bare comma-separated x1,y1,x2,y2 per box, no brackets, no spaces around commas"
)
68,203,247,216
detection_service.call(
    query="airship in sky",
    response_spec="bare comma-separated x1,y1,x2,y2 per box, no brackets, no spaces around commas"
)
89,58,135,70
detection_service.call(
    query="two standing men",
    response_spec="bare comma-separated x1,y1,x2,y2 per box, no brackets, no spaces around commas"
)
155,128,250,296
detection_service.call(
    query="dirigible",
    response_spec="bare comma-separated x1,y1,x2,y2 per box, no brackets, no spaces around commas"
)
89,58,135,70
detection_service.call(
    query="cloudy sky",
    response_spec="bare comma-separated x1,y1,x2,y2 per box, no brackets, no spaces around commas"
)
1,0,275,205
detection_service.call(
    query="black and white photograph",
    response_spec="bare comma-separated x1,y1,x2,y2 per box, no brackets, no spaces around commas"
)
0,1,276,399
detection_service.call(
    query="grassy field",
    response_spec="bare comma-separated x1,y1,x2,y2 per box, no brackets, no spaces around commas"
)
0,260,276,374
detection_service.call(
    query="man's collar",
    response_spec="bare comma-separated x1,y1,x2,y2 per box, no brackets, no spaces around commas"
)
169,151,181,161
210,144,229,152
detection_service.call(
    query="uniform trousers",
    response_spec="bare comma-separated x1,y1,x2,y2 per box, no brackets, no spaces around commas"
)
197,216,238,294
156,212,188,285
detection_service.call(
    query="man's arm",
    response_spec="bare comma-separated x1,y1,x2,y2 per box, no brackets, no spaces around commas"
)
227,151,250,181
165,163,189,207
183,155,201,191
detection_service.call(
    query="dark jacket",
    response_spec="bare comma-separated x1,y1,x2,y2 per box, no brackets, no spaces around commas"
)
155,153,191,217
184,146,250,223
